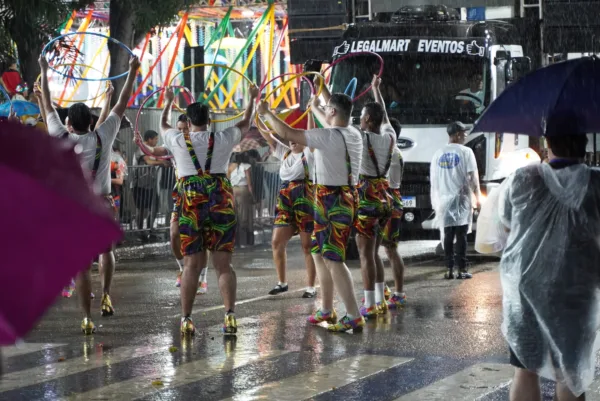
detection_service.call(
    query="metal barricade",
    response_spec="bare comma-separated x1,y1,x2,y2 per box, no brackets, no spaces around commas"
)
116,161,283,247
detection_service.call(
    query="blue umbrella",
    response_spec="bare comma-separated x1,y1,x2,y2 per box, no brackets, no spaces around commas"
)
472,57,600,137
0,100,40,117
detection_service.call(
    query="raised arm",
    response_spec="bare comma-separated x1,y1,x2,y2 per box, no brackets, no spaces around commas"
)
32,82,47,125
111,57,141,118
161,87,175,133
38,56,56,117
371,75,390,125
309,96,331,128
96,82,114,126
257,100,308,146
235,84,259,134
315,75,331,104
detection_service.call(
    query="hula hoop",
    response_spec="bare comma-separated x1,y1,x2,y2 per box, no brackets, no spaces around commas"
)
36,63,111,103
256,71,325,136
344,77,358,99
42,32,134,81
134,86,196,160
168,63,253,123
322,51,384,102
259,71,316,101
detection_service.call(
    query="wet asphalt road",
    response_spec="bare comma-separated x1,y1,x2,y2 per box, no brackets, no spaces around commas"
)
1,245,595,401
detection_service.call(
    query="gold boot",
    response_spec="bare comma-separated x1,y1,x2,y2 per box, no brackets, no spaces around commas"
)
100,294,114,317
81,318,96,335
223,314,237,335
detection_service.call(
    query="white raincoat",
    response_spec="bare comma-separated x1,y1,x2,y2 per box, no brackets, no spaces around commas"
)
499,162,600,396
430,143,478,232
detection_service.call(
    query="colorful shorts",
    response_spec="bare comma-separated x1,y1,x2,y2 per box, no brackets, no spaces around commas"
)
179,175,237,255
354,177,392,238
274,180,314,234
381,187,403,247
311,184,357,262
170,183,182,224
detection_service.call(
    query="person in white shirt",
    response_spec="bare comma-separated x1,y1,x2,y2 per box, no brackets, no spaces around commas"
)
258,114,317,299
159,85,259,336
430,121,481,280
456,73,484,114
379,117,407,309
39,54,140,335
257,88,365,333
228,152,255,247
354,76,396,318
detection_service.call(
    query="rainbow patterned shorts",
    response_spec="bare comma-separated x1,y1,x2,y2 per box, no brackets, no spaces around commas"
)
170,182,182,224
381,187,403,247
354,177,392,238
179,175,237,255
274,180,314,235
311,184,357,262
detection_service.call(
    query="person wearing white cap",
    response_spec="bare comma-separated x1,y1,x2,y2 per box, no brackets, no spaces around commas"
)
430,121,481,279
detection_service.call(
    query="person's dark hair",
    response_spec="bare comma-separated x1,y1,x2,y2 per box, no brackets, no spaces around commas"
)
186,102,210,126
177,114,189,123
143,130,159,141
545,111,587,158
389,117,402,139
329,93,353,122
68,103,92,132
546,135,587,159
362,102,385,128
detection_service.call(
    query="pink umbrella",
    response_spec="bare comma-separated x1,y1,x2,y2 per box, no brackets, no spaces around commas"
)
0,121,122,345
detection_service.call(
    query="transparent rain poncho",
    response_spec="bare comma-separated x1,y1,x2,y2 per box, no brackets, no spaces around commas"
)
430,145,478,232
496,163,600,396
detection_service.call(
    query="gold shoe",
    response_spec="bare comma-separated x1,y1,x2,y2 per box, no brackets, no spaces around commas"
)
81,318,96,335
101,294,114,317
180,317,195,336
377,301,389,314
223,314,237,335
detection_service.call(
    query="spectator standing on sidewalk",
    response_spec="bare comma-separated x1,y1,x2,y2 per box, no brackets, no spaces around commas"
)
430,121,481,280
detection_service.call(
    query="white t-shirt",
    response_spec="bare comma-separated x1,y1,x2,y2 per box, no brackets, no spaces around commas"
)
162,127,241,176
430,143,478,227
272,143,314,182
388,147,404,189
230,163,251,186
46,111,120,195
360,123,396,177
304,126,363,186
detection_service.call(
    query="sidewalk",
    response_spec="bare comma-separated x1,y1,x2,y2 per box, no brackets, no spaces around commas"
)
115,238,441,265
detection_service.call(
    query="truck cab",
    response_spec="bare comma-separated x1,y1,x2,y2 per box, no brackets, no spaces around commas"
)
328,5,537,235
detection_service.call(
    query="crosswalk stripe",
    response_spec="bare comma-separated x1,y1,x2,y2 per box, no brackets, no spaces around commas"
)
0,345,163,393
221,354,413,401
62,349,291,401
1,343,67,358
393,363,513,400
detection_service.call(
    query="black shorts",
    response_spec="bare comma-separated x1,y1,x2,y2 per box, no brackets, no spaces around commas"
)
509,347,525,369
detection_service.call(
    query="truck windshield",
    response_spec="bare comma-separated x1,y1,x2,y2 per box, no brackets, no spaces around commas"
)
330,54,489,125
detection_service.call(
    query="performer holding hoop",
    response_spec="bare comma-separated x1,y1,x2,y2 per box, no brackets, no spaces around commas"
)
38,54,140,335
160,84,259,337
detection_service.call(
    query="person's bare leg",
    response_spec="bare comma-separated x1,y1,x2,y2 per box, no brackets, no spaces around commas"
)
170,220,183,260
76,267,93,319
385,245,405,293
181,252,206,316
356,235,377,291
313,254,333,311
555,383,585,401
375,237,385,284
212,251,236,311
272,227,294,284
510,368,542,401
300,232,316,287
325,259,360,317
98,250,115,295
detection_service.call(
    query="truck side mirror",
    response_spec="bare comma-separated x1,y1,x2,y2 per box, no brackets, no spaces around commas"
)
505,57,532,85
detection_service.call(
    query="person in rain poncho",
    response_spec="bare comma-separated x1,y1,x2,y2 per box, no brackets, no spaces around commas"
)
499,116,600,401
430,121,481,279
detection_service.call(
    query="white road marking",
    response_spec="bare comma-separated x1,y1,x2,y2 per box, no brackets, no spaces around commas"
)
1,342,67,358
